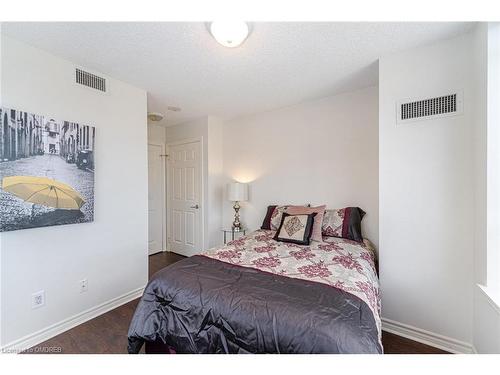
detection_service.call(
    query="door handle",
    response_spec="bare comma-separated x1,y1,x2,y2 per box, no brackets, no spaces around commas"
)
190,204,199,209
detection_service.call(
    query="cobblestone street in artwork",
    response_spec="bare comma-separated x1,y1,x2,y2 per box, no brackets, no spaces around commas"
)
0,154,94,231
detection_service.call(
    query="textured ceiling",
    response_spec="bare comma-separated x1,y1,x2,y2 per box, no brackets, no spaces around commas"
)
2,22,475,126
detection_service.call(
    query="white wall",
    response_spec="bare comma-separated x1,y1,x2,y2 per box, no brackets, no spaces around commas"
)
222,86,379,247
473,24,488,292
207,117,224,248
0,36,148,348
486,23,500,292
147,124,166,144
474,287,500,353
379,33,475,348
473,22,500,354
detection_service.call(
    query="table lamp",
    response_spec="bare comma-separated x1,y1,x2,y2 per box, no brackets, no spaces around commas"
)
227,182,248,231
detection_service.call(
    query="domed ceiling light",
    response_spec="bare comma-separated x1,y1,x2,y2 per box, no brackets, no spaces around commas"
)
147,112,164,122
210,21,249,48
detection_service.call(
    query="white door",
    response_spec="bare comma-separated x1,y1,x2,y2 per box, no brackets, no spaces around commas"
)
168,140,202,256
148,143,165,255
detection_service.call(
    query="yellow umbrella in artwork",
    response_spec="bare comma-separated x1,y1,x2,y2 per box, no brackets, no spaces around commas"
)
1,176,85,210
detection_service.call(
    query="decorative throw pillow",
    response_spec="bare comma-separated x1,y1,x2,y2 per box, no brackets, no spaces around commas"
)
269,204,311,231
269,205,290,231
321,207,365,242
273,213,317,245
260,205,277,230
322,208,344,237
286,205,326,242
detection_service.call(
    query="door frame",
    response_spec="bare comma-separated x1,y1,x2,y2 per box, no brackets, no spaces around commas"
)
166,137,205,254
148,141,167,254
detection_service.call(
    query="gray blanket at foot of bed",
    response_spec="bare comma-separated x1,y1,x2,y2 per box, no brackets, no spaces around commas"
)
128,255,382,354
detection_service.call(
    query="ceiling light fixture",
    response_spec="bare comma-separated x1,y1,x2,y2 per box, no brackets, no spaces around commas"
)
210,21,249,48
147,112,164,122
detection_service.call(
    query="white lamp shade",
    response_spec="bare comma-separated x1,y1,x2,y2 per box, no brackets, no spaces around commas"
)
227,182,248,202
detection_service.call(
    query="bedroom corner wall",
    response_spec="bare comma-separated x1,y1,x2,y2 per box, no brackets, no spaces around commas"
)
473,23,500,354
147,124,166,144
0,36,148,349
207,117,224,248
221,86,379,248
379,32,476,350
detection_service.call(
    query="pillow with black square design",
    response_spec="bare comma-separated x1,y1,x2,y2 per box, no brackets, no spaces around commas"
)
273,212,317,245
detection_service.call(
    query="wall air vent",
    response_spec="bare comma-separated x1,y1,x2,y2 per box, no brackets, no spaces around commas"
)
75,68,106,92
397,92,463,124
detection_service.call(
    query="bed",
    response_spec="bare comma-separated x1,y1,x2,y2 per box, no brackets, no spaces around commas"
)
127,229,382,354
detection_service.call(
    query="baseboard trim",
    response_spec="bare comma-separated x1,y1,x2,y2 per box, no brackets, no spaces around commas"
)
1,286,145,353
149,249,167,255
382,318,475,354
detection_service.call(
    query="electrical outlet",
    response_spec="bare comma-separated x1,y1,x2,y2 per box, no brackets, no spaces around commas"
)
32,290,45,309
79,279,88,293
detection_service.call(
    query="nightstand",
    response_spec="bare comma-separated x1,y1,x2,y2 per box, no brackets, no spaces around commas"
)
222,228,247,244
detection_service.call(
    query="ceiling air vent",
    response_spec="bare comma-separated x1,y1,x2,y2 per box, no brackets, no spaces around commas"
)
397,92,463,124
75,68,106,92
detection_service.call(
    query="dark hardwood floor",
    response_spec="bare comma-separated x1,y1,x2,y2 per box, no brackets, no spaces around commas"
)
148,251,186,278
381,331,448,354
26,252,449,354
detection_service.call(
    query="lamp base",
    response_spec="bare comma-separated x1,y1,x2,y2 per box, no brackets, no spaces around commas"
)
232,201,241,231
